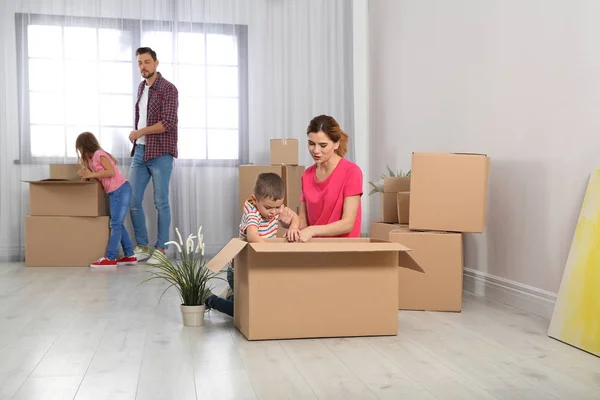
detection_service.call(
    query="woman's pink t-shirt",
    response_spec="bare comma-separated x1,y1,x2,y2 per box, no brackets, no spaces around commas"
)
300,157,363,237
88,150,126,193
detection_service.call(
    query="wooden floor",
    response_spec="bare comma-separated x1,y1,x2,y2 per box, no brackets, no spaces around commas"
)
0,262,598,400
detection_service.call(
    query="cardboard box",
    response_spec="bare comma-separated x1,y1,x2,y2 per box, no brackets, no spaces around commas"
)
25,216,110,266
270,139,299,166
50,163,81,180
389,230,463,312
380,177,411,223
206,238,411,340
238,165,305,215
28,180,108,217
384,177,411,192
396,192,410,224
370,221,407,241
409,153,490,233
380,193,399,223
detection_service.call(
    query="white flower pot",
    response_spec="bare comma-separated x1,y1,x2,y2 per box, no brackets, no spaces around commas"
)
180,304,206,326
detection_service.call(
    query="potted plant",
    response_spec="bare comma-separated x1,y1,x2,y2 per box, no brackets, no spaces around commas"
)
138,226,221,326
368,165,411,195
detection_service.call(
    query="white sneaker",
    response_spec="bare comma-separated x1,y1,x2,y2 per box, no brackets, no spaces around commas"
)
146,250,166,265
134,246,151,261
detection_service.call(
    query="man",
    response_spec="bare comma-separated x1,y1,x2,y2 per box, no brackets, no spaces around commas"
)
128,47,178,265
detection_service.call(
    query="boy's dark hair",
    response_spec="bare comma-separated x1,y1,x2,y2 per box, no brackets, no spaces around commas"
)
254,173,285,200
136,47,157,61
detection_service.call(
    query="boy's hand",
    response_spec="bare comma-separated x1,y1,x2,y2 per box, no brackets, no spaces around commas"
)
279,206,295,225
285,228,300,242
297,227,314,243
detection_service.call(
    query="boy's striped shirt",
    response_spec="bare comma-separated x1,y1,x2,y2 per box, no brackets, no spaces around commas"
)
239,199,279,239
227,199,279,271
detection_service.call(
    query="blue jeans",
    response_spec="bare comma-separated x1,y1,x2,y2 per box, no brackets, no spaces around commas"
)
106,182,134,260
207,267,234,317
129,145,174,249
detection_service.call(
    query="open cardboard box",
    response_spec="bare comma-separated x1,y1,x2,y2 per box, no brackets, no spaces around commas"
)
206,238,412,341
25,164,108,217
26,179,108,217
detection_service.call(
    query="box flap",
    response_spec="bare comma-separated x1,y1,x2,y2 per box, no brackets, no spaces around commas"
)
249,238,411,253
205,238,248,272
24,179,96,185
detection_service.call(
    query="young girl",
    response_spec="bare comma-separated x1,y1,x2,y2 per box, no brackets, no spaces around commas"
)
76,132,137,268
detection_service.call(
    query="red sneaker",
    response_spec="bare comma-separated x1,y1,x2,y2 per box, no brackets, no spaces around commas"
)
117,256,138,266
90,257,117,268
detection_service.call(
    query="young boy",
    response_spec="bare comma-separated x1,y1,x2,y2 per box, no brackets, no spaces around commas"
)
206,172,300,316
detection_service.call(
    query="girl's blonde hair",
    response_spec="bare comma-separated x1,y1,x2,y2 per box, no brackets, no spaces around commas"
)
75,132,117,169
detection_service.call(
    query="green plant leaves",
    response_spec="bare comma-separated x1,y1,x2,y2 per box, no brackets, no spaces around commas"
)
137,231,225,306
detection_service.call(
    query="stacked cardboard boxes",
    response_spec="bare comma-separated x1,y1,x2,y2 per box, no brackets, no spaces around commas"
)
371,152,490,312
239,139,304,216
25,164,110,267
380,176,411,223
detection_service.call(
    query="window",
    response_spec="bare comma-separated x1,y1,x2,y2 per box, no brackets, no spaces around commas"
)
16,14,249,164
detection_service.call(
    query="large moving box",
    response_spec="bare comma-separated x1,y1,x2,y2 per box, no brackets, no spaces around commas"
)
207,238,411,340
409,153,490,232
370,222,463,312
28,180,108,217
26,216,110,267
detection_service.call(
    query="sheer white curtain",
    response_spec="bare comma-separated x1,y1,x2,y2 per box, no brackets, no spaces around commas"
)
0,0,354,261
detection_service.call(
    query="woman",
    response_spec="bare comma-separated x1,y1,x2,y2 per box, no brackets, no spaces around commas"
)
285,115,363,242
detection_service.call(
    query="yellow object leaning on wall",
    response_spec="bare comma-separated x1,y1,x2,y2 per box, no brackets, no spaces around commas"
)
548,169,600,357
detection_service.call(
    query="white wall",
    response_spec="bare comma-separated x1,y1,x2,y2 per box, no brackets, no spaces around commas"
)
369,0,600,293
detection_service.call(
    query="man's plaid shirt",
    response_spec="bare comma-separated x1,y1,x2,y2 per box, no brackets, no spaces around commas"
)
132,72,179,161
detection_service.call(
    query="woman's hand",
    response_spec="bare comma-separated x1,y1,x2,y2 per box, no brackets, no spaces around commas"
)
297,227,314,243
278,206,295,226
77,168,93,180
285,228,300,242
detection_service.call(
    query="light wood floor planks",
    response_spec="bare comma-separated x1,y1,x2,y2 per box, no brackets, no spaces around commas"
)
0,262,598,400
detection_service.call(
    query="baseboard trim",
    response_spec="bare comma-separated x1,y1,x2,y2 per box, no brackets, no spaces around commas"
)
463,268,557,320
0,246,22,262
